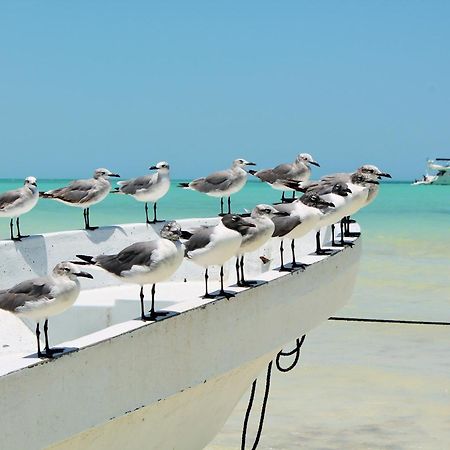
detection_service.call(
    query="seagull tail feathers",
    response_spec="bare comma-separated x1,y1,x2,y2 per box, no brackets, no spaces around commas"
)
39,191,53,198
248,170,258,176
180,230,193,240
178,182,190,189
75,255,95,265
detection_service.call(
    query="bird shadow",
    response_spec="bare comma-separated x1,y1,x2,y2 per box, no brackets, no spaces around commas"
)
23,346,79,359
83,225,128,244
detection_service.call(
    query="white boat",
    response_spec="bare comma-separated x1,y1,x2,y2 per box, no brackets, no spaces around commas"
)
412,158,450,185
0,218,361,450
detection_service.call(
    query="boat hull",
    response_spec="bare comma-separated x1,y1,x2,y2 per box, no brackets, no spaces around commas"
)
0,221,361,450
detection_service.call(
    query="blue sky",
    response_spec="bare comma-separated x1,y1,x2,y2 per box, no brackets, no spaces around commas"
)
1,1,449,180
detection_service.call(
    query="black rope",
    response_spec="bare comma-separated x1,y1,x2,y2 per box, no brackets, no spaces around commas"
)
329,316,450,326
276,335,306,373
241,335,306,450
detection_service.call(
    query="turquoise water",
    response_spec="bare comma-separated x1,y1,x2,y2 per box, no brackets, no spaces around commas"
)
1,179,450,448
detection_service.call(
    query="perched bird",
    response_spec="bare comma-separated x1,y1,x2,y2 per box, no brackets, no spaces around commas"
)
112,161,171,224
76,221,184,321
0,262,93,358
0,176,39,241
235,204,280,286
272,193,334,269
183,214,255,298
178,159,256,215
249,153,320,202
40,168,120,230
320,171,380,237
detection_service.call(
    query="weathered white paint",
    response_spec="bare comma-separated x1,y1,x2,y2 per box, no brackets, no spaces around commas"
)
0,219,361,450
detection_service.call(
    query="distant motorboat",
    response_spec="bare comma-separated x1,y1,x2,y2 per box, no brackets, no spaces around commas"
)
412,158,450,185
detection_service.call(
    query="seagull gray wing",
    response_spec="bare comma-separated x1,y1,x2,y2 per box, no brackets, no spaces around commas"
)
271,216,302,238
95,241,159,276
253,168,281,184
320,173,350,184
184,227,215,255
45,179,99,204
0,278,54,312
190,170,233,192
0,189,22,211
118,175,155,195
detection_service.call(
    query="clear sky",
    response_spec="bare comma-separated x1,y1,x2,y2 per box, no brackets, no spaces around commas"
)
1,1,449,180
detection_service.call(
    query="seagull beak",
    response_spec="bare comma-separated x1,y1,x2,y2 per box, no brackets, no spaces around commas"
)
380,172,392,178
149,165,158,170
110,173,121,178
76,271,94,279
310,161,320,167
325,201,335,207
245,162,256,166
344,187,352,193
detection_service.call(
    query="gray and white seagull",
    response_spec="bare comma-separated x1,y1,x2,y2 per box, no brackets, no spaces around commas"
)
178,158,256,215
183,214,255,298
112,161,171,224
0,262,93,358
75,221,184,321
40,168,120,230
249,153,320,202
0,176,39,241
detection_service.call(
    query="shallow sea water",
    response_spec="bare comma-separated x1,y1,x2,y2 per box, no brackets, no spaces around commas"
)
0,179,449,449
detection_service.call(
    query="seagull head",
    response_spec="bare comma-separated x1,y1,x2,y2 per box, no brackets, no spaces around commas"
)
252,204,281,219
351,172,379,186
296,153,320,167
53,262,94,280
359,164,391,179
24,176,38,188
93,168,121,179
149,161,170,173
221,214,256,234
232,158,256,169
332,182,352,197
160,221,182,241
300,192,335,209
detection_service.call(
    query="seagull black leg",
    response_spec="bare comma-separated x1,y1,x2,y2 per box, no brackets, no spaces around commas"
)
203,268,215,299
147,284,169,320
85,208,98,231
43,319,64,357
227,196,231,214
16,217,29,239
36,323,43,358
291,240,306,270
279,240,293,272
240,255,257,286
219,198,224,216
315,231,332,255
148,202,164,224
331,224,336,246
140,285,148,320
145,203,150,224
219,265,235,298
337,219,354,247
235,257,241,286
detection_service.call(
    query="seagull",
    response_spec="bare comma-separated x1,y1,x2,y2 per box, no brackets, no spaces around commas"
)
183,214,255,298
178,159,256,215
75,221,184,321
249,153,320,202
235,205,280,286
320,171,380,237
272,192,334,269
40,168,120,230
0,176,39,241
112,161,171,224
0,262,93,358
